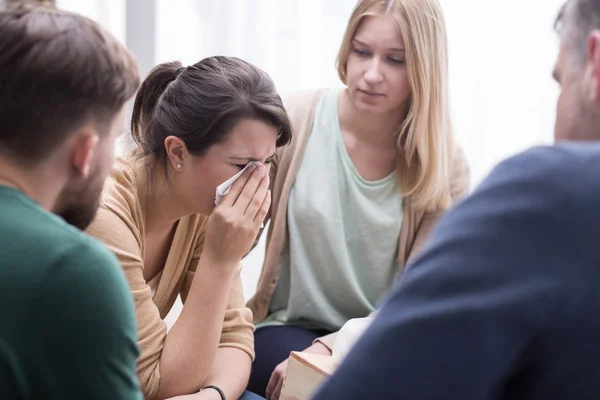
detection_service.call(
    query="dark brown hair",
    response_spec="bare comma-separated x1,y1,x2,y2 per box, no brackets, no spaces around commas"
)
0,3,139,164
130,56,292,163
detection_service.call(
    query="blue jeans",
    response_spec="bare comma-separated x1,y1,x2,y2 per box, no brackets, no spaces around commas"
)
239,390,264,400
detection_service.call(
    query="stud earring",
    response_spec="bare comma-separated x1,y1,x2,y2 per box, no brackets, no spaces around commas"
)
177,164,182,169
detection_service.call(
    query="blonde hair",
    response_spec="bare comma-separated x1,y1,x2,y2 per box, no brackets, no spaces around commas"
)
337,0,454,211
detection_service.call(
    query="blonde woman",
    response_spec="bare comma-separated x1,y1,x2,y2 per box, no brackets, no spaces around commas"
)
246,0,470,398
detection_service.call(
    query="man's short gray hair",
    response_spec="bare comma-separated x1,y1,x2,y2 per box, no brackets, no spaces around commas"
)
556,0,600,61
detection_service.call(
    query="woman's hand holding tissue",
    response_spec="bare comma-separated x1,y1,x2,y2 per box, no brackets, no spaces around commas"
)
203,163,270,267
265,341,331,400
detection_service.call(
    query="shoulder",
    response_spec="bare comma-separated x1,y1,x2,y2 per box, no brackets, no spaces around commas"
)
38,236,137,336
281,88,328,110
52,235,130,295
25,230,135,331
453,143,600,237
281,88,329,122
418,142,600,291
87,156,144,247
276,88,330,154
484,142,600,196
17,203,117,268
101,156,142,215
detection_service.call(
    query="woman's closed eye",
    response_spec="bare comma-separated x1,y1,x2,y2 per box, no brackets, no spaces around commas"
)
388,56,405,65
353,48,404,65
353,48,370,57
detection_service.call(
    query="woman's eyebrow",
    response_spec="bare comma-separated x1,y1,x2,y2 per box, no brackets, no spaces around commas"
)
352,38,405,52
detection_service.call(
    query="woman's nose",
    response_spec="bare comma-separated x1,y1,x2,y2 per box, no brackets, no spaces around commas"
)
364,59,384,83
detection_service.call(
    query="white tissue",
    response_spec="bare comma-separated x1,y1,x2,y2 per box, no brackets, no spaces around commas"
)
332,317,374,364
214,161,262,206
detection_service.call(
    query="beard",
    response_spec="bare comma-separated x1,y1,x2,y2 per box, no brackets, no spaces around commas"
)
58,198,101,231
55,171,105,231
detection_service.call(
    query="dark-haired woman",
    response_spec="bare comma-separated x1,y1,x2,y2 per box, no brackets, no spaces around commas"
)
86,56,291,400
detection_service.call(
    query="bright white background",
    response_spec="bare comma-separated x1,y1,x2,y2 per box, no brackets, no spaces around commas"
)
56,0,567,326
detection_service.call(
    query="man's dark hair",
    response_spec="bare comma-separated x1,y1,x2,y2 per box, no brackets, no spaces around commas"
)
0,3,140,164
556,0,600,60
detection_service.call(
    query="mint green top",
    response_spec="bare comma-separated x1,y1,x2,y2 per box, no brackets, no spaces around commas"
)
0,186,142,399
259,89,403,331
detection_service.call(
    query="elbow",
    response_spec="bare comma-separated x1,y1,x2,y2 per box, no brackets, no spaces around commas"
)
138,354,208,400
137,361,162,400
152,353,212,399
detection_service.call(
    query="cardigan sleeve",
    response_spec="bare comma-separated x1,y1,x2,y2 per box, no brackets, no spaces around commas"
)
86,205,166,400
180,231,256,360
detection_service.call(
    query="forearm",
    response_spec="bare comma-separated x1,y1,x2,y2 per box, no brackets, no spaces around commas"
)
157,254,238,399
313,314,377,353
305,341,333,355
201,347,252,400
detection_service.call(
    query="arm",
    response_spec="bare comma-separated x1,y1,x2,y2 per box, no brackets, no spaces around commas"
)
30,241,142,400
87,207,239,400
312,149,567,399
87,206,172,399
165,347,251,400
199,348,252,400
88,165,267,400
180,260,254,400
158,253,238,399
159,164,267,399
163,347,251,400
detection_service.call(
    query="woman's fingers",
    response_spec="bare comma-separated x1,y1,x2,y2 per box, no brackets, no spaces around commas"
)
265,369,279,400
230,165,265,211
245,175,269,218
266,358,287,400
254,189,271,225
272,376,284,400
219,164,261,208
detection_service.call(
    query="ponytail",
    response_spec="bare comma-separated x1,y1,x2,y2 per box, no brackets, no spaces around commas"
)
130,61,182,154
129,56,292,168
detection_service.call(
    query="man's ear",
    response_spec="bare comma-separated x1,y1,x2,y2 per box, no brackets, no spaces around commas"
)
164,136,189,171
72,129,99,179
587,30,600,101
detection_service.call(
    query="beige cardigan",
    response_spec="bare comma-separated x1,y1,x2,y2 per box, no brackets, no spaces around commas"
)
246,88,471,348
86,158,254,400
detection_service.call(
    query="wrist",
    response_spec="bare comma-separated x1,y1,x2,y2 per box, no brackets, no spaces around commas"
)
192,391,220,400
199,250,238,275
201,385,226,400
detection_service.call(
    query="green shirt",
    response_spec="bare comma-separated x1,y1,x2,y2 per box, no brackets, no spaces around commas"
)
0,186,142,399
260,88,403,331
